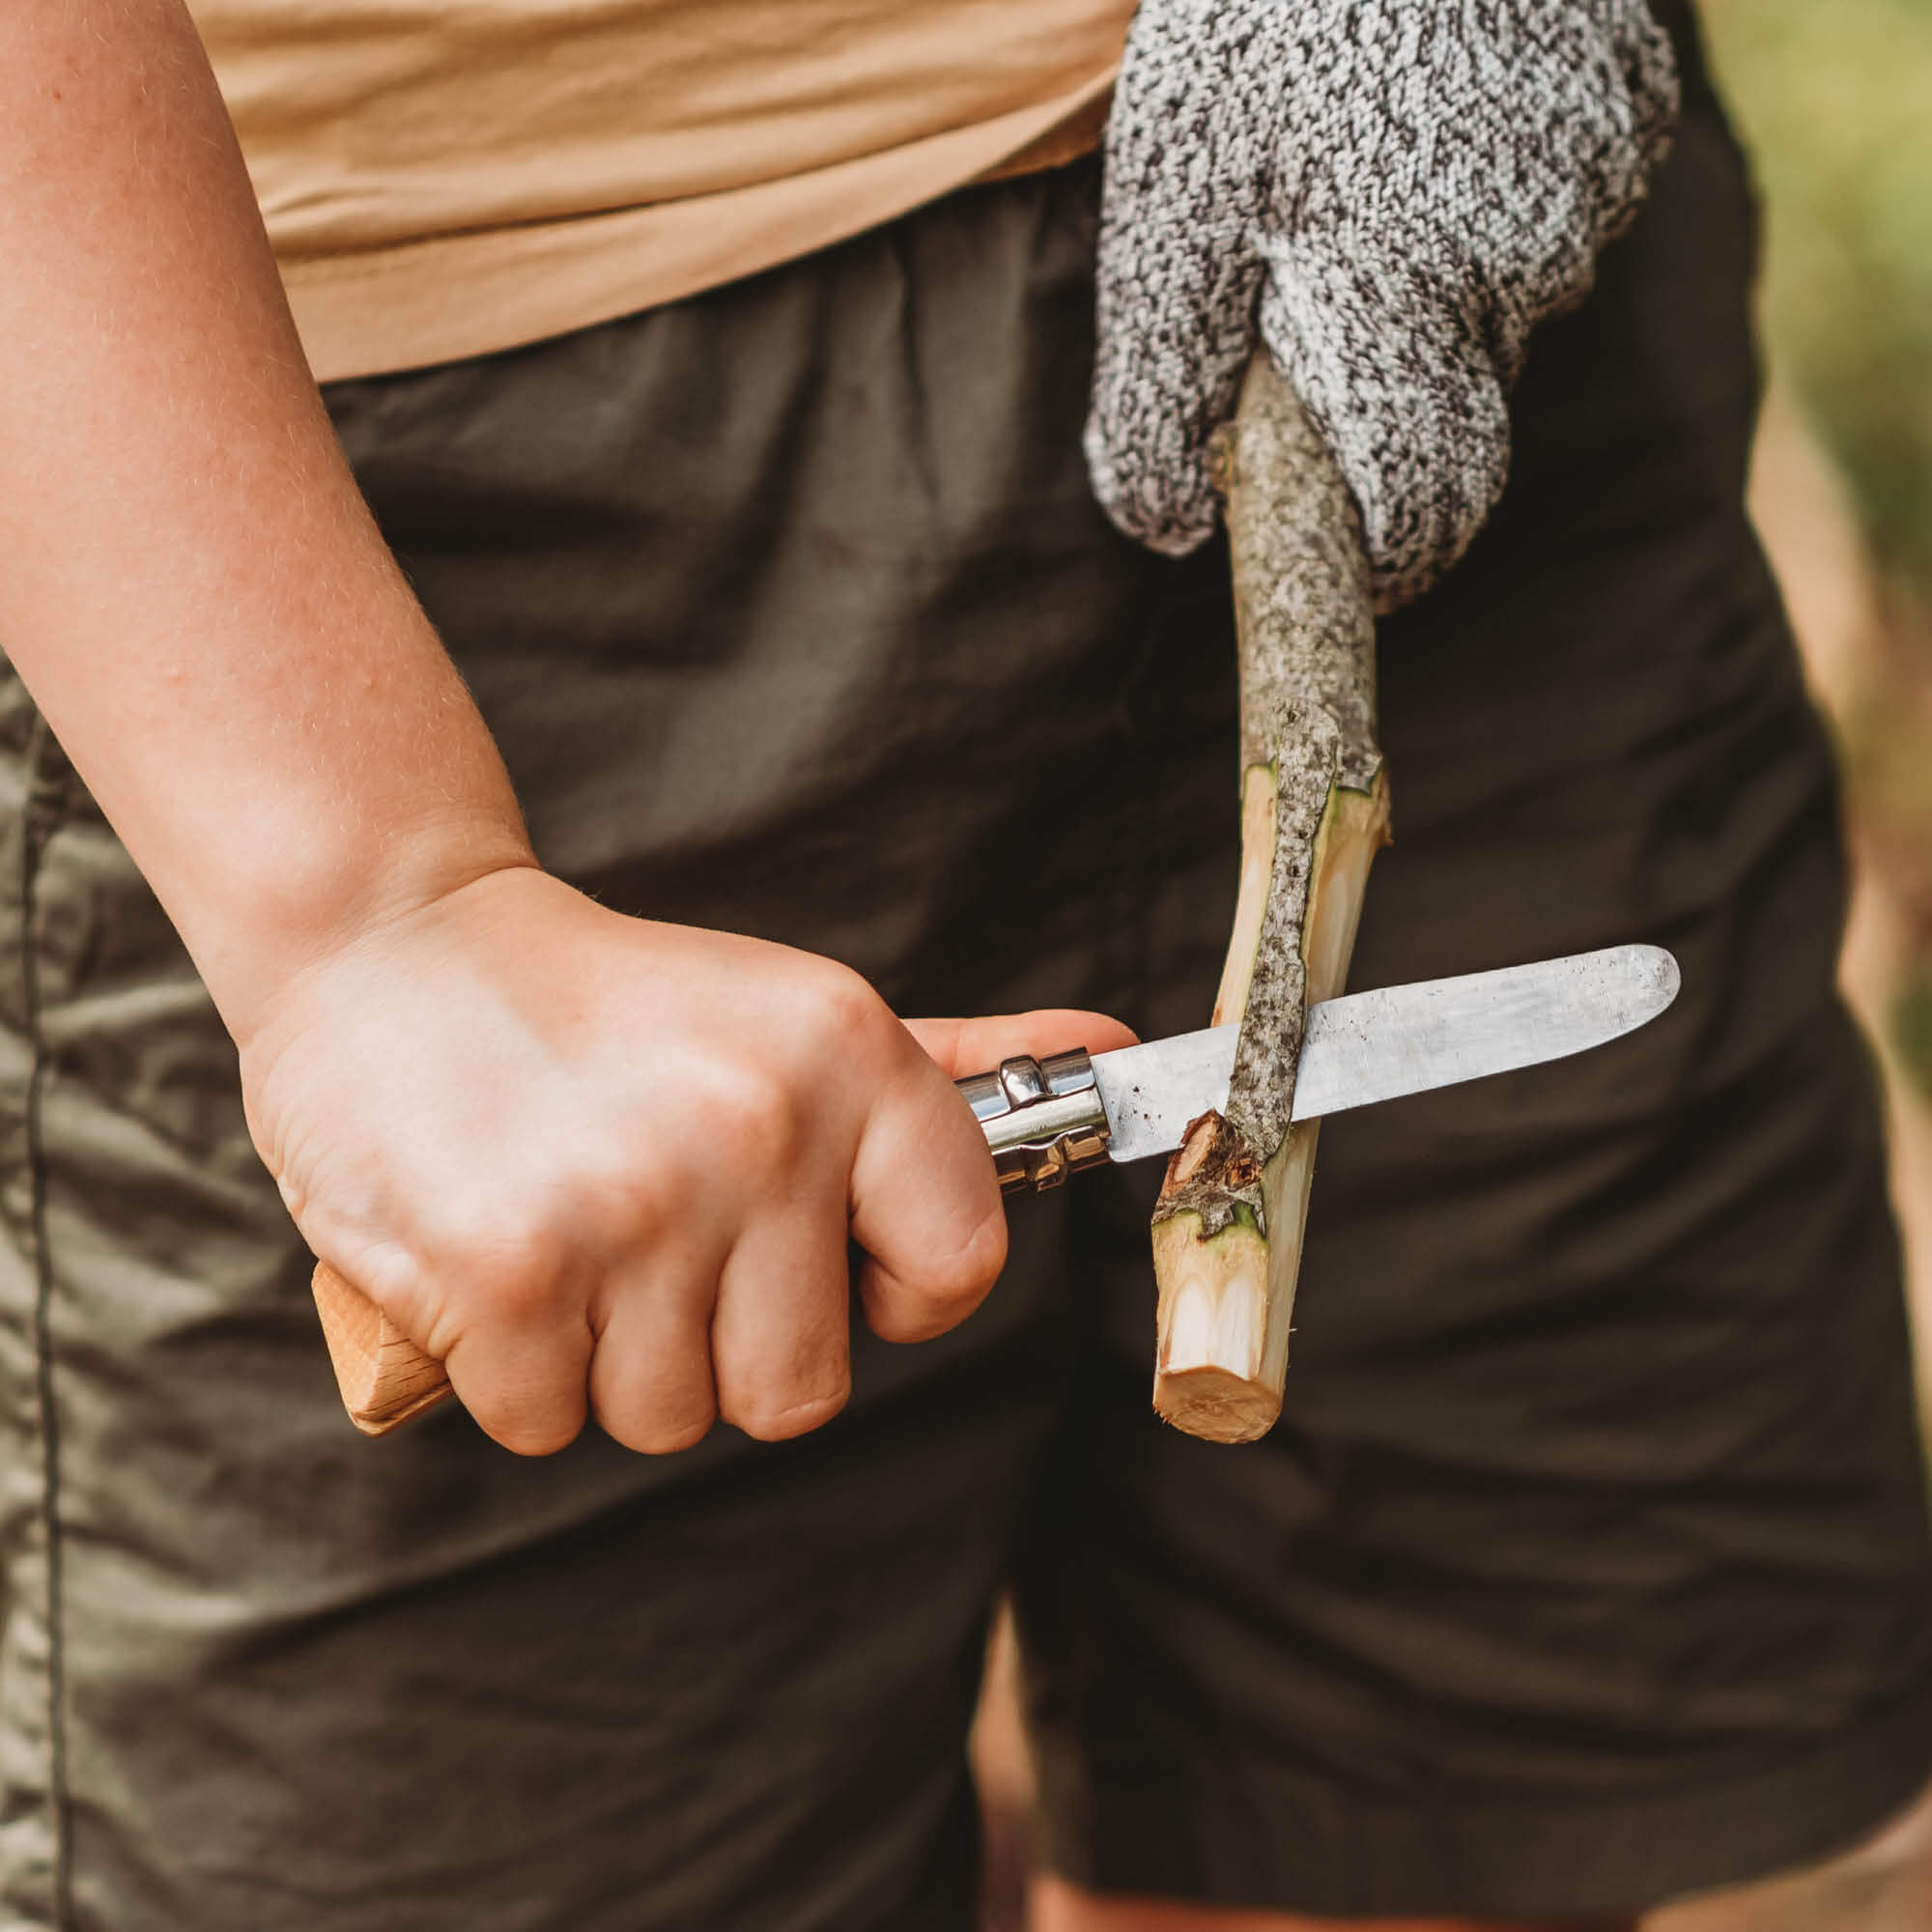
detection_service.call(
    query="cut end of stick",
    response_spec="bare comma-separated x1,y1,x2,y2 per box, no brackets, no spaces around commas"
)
1151,1208,1282,1443
1152,1366,1281,1444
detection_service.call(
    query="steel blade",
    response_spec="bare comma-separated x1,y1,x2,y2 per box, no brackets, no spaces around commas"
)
1092,944,1679,1166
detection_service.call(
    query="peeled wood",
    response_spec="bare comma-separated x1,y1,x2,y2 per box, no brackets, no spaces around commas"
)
1151,355,1391,1444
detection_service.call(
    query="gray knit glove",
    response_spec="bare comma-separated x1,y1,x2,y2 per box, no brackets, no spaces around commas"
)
1086,1,1679,611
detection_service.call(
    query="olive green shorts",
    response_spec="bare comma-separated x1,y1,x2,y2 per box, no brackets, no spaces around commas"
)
2,12,1930,1927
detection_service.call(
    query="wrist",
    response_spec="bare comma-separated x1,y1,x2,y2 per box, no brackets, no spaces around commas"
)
214,821,541,1056
128,611,543,1046
188,698,539,1043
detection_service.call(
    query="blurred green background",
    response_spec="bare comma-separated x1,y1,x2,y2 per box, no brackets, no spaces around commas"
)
1704,0,1932,1101
1707,0,1932,585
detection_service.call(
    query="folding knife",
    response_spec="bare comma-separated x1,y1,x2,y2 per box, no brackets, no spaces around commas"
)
956,944,1679,1192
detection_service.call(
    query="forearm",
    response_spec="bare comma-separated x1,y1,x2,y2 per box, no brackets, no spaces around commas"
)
0,3,1127,1465
0,0,530,1039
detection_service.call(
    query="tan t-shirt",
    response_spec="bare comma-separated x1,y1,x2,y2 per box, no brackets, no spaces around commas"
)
191,0,1134,383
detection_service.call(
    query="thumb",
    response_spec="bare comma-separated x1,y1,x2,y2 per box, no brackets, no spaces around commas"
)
902,1009,1138,1081
841,1009,1138,1349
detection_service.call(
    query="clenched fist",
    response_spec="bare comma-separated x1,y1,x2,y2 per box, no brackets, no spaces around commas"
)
241,867,1133,1454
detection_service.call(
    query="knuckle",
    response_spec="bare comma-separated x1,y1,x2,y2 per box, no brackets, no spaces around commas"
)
643,1411,718,1456
484,1407,585,1459
895,1210,1008,1337
609,1405,717,1458
935,1203,1009,1298
804,963,894,1062
865,1295,939,1346
432,1205,568,1327
695,1061,802,1179
723,1375,851,1445
571,1151,674,1247
333,1240,428,1328
588,1325,718,1457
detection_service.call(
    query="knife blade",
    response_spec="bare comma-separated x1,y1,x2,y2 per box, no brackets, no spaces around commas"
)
962,943,1679,1191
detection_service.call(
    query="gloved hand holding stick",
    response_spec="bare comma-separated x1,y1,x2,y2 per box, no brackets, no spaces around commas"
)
1090,0,1677,1440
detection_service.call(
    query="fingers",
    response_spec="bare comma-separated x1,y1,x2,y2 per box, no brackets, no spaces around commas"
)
1254,236,1513,615
586,1252,719,1455
850,1007,1139,1345
1085,223,1266,555
1085,5,1267,555
412,993,1138,1451
439,1280,595,1457
902,1009,1138,1081
848,1039,1009,1346
709,1192,853,1441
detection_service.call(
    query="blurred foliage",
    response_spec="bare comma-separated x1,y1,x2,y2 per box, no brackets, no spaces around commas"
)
1701,0,1932,597
1897,974,1932,1095
1702,0,1932,1100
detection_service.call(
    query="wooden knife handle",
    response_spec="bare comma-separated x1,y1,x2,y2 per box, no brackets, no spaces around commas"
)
311,1263,454,1436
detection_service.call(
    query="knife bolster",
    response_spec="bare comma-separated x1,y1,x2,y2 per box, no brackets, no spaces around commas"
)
957,1049,1113,1193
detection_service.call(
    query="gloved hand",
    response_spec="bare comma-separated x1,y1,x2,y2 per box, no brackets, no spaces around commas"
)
1086,0,1679,611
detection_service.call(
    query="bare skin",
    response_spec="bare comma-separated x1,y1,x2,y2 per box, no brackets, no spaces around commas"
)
0,0,1132,1454
1033,1879,1634,1932
1037,1771,1932,1929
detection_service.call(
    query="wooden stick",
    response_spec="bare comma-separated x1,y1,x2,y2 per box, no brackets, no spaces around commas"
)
1151,355,1391,1443
311,1263,453,1436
